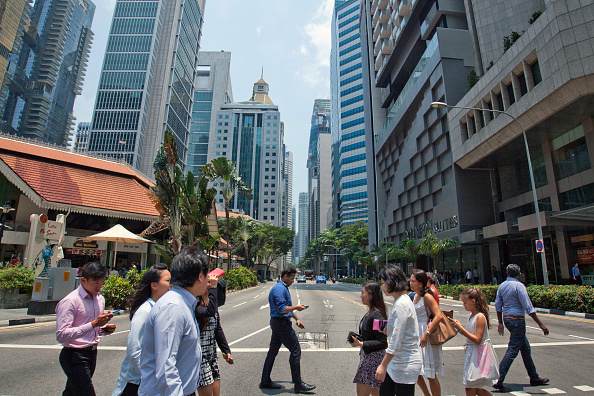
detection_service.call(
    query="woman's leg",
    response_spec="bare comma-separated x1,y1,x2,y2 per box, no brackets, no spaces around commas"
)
476,388,492,396
197,384,214,396
465,388,477,396
427,377,441,396
212,380,221,396
417,375,430,396
357,383,373,396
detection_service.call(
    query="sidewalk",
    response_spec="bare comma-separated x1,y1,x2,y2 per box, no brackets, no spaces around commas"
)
0,307,57,327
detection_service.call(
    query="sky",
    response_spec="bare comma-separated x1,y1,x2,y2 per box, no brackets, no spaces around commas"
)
72,0,335,227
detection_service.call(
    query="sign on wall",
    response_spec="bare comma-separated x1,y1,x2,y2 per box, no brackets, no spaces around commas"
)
577,247,594,264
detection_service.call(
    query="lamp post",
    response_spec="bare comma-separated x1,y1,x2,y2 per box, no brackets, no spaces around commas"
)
345,205,389,265
430,101,549,286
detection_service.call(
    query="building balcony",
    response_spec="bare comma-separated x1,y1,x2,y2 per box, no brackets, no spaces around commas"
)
373,24,381,41
398,0,411,16
372,0,379,13
374,38,382,56
375,54,383,72
378,0,389,10
381,39,394,55
372,8,380,26
379,7,390,24
420,0,466,40
380,23,392,39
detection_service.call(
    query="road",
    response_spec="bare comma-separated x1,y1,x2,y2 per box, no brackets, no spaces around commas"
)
1,281,594,395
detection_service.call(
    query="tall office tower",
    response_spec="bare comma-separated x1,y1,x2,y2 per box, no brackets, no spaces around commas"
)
1,0,95,145
187,51,233,175
0,0,30,114
74,122,91,152
330,0,369,229
298,192,309,259
88,0,205,174
292,203,298,262
307,99,332,243
282,150,294,262
214,76,283,226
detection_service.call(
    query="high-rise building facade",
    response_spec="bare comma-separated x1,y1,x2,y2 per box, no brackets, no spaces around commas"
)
298,192,309,260
282,150,294,262
1,0,95,146
187,51,233,175
214,76,283,226
330,0,369,228
307,99,332,243
74,122,91,152
88,0,205,175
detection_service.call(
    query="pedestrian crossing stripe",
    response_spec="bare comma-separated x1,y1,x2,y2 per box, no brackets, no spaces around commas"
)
510,387,594,395
542,389,567,394
510,392,531,395
575,386,594,391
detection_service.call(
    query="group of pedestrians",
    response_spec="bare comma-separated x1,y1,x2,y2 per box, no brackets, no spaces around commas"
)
346,264,550,396
55,246,233,396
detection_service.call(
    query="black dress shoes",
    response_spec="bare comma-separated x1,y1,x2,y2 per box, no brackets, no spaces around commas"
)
530,377,550,386
493,381,511,392
259,381,282,389
294,382,316,394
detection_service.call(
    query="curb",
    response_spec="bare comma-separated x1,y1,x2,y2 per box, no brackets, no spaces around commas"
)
438,295,594,320
0,309,129,328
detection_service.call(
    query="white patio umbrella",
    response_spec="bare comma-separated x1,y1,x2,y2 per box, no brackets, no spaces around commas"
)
82,224,150,268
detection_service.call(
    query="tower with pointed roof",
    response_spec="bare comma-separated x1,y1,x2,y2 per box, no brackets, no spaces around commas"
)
250,72,274,105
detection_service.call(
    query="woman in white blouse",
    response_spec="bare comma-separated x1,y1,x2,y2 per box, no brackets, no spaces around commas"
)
112,264,171,396
376,265,422,396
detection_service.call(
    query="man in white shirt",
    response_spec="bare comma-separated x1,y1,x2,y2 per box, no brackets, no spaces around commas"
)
138,246,210,396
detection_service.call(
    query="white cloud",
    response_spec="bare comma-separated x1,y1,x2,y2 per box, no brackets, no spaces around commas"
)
297,0,333,89
256,26,262,36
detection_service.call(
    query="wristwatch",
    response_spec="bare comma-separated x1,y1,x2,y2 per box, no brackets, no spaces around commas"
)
425,330,431,336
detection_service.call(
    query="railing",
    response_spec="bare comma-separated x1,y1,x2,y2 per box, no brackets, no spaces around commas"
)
375,35,439,145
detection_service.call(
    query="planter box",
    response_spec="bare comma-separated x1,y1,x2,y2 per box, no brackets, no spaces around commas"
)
0,289,32,309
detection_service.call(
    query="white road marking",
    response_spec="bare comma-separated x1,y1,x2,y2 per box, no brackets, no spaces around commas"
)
568,334,594,341
574,385,594,391
233,302,247,308
510,392,532,395
260,303,269,310
228,326,271,346
323,300,333,309
542,388,566,394
100,330,130,337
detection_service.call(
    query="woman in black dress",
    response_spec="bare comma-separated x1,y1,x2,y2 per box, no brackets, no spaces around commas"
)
350,281,389,396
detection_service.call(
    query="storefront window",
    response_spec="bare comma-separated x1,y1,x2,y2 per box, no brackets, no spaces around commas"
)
560,183,594,210
552,125,591,180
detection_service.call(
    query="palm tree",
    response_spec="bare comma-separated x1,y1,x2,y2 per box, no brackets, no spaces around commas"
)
419,231,458,271
200,157,253,269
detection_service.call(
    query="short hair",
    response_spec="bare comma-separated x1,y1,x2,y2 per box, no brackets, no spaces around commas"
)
170,246,209,288
281,267,297,278
379,265,407,293
81,261,107,280
506,264,521,277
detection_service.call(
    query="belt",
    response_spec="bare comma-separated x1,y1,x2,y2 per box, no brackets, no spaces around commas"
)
64,344,97,351
503,315,525,320
271,316,291,321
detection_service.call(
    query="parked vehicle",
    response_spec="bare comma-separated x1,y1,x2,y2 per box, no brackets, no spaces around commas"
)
297,275,306,283
316,275,326,284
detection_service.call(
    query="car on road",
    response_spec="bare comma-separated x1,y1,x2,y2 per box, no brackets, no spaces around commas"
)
316,275,326,284
297,275,306,283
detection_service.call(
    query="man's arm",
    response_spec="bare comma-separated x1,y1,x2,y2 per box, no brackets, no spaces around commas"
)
55,300,109,344
529,312,549,335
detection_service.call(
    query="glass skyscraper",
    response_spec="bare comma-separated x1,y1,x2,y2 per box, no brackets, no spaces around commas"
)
1,0,95,146
88,0,205,175
330,0,369,226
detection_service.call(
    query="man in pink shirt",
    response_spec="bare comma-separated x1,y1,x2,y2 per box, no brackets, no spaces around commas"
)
56,261,116,395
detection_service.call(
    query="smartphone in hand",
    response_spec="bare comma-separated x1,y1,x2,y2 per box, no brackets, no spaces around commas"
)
111,309,122,315
373,319,388,331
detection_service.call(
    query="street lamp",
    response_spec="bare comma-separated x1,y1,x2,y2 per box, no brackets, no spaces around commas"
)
431,101,549,286
345,205,388,265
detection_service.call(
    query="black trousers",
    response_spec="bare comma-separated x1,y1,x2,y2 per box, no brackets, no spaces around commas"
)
379,374,415,396
261,317,302,384
59,346,98,396
120,382,139,396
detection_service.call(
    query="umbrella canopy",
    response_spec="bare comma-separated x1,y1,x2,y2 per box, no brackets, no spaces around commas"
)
82,224,149,244
81,224,149,268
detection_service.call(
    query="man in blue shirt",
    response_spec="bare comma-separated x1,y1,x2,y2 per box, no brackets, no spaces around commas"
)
493,264,550,393
572,263,582,285
139,246,210,396
260,267,315,393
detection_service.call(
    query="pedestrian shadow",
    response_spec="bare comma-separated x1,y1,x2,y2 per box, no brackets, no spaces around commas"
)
259,381,316,395
495,383,547,394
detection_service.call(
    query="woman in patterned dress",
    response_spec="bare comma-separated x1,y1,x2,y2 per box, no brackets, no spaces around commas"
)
350,281,388,396
195,274,234,396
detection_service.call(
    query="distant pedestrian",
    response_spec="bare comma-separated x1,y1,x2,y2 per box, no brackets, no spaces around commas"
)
473,267,480,284
493,264,550,393
426,273,440,305
260,267,315,394
112,264,171,396
349,281,388,396
110,266,119,276
572,263,582,285
376,265,422,396
449,287,499,396
121,266,129,278
196,274,233,396
56,261,116,396
410,270,443,396
492,266,499,286
138,246,210,396
466,269,472,284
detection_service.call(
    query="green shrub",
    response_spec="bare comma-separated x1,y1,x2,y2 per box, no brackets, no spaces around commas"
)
0,266,36,294
125,267,147,290
467,69,480,90
528,11,542,24
341,278,366,285
221,266,257,291
438,284,594,314
101,275,134,309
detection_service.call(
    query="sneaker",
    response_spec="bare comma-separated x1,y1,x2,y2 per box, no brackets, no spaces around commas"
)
493,381,511,392
530,377,550,386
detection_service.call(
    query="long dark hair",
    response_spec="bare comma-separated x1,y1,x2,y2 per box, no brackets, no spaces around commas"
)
363,281,387,319
128,264,168,320
411,269,434,298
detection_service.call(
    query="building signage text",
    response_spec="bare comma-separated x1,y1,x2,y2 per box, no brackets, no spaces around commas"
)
405,215,458,240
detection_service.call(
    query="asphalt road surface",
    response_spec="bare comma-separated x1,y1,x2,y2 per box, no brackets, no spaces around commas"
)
1,281,593,395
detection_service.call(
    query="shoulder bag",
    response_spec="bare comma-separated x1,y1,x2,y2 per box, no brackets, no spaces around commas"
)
424,298,457,345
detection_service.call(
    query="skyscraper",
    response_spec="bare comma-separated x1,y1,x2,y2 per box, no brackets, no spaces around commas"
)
74,122,91,152
282,150,294,229
187,51,233,175
2,0,95,146
307,99,332,242
330,0,369,228
88,0,205,175
214,76,283,226
298,192,309,260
